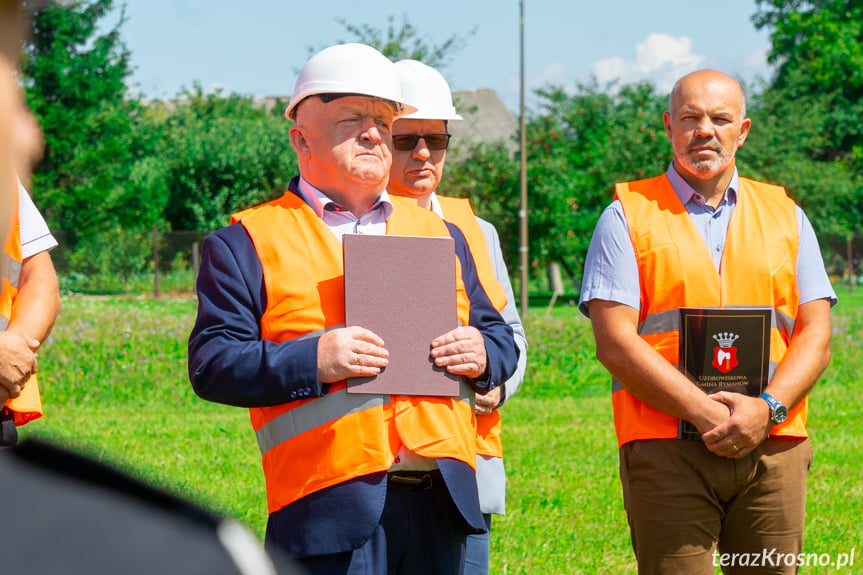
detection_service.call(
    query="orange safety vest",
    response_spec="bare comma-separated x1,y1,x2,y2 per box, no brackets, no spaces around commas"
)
437,195,507,458
613,175,803,448
234,192,477,515
1,185,43,426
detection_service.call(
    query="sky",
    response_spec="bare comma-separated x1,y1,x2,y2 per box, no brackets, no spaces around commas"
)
111,0,775,112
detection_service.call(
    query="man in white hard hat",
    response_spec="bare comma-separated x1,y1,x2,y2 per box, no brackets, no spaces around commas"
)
386,59,527,575
188,43,518,575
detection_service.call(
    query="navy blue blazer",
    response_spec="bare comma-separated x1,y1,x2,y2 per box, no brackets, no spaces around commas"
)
188,179,518,558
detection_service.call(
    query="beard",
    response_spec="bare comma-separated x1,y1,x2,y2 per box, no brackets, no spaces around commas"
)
680,137,735,174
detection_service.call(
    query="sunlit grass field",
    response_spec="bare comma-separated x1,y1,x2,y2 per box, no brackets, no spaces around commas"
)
19,292,863,574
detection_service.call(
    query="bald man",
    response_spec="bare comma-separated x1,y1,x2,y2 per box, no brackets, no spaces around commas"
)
579,69,835,574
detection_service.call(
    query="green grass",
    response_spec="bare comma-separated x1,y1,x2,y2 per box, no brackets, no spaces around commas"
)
19,291,863,574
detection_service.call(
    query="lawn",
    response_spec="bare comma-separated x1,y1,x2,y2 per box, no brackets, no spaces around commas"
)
19,292,863,574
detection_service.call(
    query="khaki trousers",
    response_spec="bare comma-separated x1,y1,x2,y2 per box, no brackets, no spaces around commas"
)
619,437,812,575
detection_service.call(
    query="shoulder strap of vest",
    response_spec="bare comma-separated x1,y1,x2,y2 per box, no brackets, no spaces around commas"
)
615,174,684,211
1,182,21,328
435,196,508,311
388,195,450,236
737,177,793,206
231,188,308,225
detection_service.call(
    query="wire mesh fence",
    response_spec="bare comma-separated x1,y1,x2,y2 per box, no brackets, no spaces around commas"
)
48,227,862,297
52,228,209,296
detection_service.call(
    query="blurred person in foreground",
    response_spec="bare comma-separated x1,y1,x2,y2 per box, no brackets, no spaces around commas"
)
188,43,518,575
386,59,527,575
0,0,60,448
579,69,835,574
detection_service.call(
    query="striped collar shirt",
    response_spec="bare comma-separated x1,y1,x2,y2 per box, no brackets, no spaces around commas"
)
297,176,393,242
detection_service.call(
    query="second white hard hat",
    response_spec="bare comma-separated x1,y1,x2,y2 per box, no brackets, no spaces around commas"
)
394,60,463,121
286,43,417,120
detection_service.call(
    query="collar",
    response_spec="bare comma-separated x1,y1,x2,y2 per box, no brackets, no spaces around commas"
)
428,192,444,218
666,162,739,207
297,176,393,219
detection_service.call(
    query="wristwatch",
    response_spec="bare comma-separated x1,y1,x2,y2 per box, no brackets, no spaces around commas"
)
759,393,788,425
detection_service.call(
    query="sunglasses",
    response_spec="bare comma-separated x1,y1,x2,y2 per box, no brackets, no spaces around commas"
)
392,133,452,151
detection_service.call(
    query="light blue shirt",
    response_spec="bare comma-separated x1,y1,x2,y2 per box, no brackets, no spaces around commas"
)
579,164,837,317
297,176,392,241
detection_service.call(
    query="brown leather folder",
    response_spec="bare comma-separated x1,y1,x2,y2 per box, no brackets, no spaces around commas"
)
343,234,460,396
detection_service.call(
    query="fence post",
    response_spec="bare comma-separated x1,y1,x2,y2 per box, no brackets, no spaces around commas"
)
192,241,200,289
848,234,854,294
153,225,159,299
545,261,564,317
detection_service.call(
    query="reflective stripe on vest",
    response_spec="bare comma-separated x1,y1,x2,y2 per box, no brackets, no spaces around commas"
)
256,390,388,455
1,185,43,426
636,306,796,341
610,305,798,392
612,175,803,447
235,190,478,514
437,195,507,459
255,378,475,456
294,324,344,342
0,253,22,289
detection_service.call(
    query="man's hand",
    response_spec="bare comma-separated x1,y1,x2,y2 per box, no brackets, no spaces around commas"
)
701,391,771,458
317,326,388,383
690,398,732,437
430,326,488,379
474,385,503,415
0,330,39,399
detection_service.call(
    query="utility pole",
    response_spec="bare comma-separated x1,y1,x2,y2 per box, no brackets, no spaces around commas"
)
519,0,529,317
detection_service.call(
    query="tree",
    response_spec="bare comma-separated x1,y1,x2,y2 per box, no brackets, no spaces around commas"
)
21,0,145,237
750,0,863,262
446,142,520,264
516,81,669,286
754,0,863,162
152,86,297,232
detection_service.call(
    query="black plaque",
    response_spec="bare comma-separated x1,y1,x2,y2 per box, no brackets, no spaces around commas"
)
678,307,772,439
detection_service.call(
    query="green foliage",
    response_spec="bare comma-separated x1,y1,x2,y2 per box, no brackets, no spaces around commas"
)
526,82,669,283
21,3,300,289
754,0,863,163
446,82,670,289
22,0,146,237
446,141,520,263
66,227,152,292
751,0,863,247
449,82,667,287
146,86,297,231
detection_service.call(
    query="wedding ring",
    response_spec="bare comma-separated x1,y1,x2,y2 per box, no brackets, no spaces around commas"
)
355,354,362,366
732,444,740,453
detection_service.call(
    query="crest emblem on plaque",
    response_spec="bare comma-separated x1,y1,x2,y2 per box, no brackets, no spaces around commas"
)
711,332,740,373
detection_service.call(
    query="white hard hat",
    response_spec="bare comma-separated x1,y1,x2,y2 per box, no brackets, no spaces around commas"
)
286,43,416,120
394,60,463,121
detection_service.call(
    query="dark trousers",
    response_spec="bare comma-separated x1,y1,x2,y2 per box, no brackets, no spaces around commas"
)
292,470,468,575
0,408,17,448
